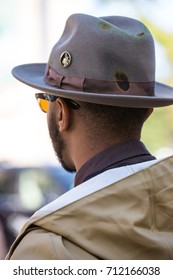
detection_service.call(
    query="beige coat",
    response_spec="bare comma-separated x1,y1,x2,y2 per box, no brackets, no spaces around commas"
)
6,157,173,260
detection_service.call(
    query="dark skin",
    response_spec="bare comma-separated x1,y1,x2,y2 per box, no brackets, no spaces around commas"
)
47,98,153,172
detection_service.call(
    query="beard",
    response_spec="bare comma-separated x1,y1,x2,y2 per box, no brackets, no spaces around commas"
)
48,111,75,173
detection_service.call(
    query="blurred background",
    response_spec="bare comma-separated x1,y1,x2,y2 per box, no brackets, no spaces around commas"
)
0,0,173,258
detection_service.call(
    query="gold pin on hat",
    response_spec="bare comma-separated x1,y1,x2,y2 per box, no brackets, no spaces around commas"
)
60,51,72,68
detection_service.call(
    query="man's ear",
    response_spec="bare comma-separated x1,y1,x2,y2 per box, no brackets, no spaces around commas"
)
56,98,71,132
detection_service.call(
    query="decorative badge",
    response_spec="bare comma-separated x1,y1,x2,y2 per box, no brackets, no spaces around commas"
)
60,51,72,68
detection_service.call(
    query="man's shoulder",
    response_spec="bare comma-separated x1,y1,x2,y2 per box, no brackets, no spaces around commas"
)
10,156,173,232
32,156,172,219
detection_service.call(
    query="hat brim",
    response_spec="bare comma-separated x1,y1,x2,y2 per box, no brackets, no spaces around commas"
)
12,63,173,108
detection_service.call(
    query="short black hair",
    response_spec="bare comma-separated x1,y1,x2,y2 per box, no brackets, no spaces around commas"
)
78,102,149,141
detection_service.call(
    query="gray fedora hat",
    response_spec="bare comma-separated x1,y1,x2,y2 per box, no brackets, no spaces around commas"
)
12,13,173,108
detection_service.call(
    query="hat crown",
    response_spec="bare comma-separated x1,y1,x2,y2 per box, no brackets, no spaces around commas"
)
48,13,155,83
12,13,173,108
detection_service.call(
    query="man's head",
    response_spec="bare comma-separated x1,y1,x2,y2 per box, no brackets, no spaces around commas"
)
11,13,173,170
44,94,153,172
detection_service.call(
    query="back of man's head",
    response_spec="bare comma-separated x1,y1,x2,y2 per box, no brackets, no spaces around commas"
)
77,102,152,143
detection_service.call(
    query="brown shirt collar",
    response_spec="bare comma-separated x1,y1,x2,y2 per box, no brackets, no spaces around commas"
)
74,140,155,187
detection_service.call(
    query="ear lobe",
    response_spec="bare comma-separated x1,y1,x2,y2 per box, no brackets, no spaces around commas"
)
56,98,71,132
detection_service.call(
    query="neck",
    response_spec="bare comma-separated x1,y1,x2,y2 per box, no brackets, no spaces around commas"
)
65,116,141,172
71,134,128,172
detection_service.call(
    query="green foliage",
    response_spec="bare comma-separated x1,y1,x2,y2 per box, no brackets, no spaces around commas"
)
142,107,173,154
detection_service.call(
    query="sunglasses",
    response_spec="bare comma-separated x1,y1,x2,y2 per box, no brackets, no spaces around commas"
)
35,93,80,113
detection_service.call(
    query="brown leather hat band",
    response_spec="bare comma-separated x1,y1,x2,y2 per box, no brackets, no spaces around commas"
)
44,66,154,96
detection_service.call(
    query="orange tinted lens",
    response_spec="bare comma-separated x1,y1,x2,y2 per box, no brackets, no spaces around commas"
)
38,98,48,113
